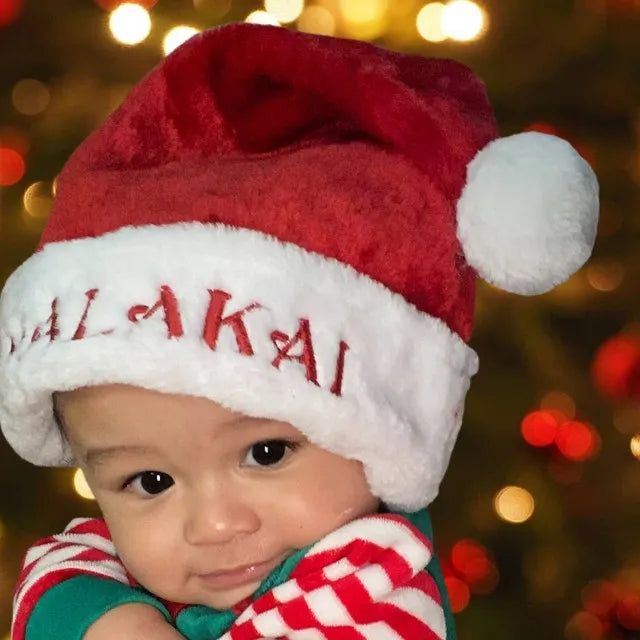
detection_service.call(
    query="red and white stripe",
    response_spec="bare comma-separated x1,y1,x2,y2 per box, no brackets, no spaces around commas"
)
223,514,446,639
12,518,129,640
12,514,447,640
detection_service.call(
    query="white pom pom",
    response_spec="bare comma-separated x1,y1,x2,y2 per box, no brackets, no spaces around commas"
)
456,131,599,295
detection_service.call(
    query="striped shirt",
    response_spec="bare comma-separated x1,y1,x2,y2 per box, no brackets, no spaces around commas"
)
13,511,453,639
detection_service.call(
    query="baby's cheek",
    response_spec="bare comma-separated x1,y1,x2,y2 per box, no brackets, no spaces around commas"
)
106,516,185,599
274,463,379,547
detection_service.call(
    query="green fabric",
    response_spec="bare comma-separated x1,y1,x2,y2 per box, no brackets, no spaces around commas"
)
25,574,173,640
25,508,456,640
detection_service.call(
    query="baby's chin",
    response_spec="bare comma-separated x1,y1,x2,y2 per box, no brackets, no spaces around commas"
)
126,570,262,613
189,578,264,611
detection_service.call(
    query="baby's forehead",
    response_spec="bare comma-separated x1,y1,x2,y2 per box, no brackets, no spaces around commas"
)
54,385,305,450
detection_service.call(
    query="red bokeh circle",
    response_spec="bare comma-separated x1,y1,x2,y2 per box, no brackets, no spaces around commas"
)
592,335,640,400
521,410,559,447
555,421,598,461
0,147,26,186
0,0,23,28
616,594,640,630
445,576,471,614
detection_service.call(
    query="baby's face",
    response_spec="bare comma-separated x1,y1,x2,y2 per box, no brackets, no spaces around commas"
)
57,384,379,610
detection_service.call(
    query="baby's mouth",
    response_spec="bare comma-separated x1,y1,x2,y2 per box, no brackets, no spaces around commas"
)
197,552,288,590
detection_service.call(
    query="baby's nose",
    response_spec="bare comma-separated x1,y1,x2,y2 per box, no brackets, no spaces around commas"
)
183,485,260,546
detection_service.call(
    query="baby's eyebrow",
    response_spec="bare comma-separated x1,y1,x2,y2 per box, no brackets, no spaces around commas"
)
83,444,159,468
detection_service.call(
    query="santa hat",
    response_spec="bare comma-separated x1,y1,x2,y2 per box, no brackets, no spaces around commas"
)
0,23,598,511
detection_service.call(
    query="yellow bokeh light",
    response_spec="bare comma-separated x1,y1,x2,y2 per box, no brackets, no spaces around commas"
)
73,468,96,501
631,434,640,460
441,0,486,42
339,0,387,23
416,3,447,42
297,5,336,35
339,0,388,39
109,3,152,46
265,0,304,24
245,10,281,25
12,79,51,116
163,25,200,56
23,181,54,219
494,486,535,524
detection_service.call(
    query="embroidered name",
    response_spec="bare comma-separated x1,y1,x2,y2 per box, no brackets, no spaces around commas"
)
10,286,349,397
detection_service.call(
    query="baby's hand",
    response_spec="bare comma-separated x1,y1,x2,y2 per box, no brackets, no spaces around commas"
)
84,603,185,639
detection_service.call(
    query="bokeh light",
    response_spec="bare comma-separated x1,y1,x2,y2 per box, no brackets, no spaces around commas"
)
631,434,640,460
0,0,23,27
586,259,625,291
521,410,559,447
0,147,25,186
565,611,605,640
73,468,95,500
163,25,200,56
617,593,640,630
297,5,335,35
592,335,640,400
339,0,388,39
540,391,576,420
94,0,158,8
555,421,600,462
339,0,387,23
613,405,640,434
582,580,620,618
494,486,535,524
109,3,152,45
245,10,280,25
441,0,486,41
11,79,51,116
444,575,471,613
451,539,488,580
23,181,54,219
450,538,498,593
265,0,304,24
416,3,447,42
565,611,605,639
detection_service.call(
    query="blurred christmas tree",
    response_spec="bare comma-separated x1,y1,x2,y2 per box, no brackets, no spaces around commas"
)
0,1,639,638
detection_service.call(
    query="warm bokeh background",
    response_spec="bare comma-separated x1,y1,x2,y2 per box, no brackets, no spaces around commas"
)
1,1,639,638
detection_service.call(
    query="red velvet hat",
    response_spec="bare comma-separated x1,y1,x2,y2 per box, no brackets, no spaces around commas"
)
0,23,598,510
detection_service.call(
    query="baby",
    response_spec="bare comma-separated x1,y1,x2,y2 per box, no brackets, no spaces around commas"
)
1,22,598,640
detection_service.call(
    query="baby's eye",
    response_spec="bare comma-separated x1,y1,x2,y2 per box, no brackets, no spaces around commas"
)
244,440,298,467
124,471,174,497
